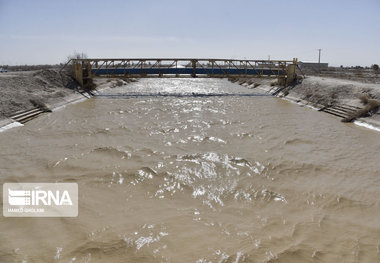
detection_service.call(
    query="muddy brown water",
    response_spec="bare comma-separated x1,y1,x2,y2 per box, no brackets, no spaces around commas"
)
1,79,380,263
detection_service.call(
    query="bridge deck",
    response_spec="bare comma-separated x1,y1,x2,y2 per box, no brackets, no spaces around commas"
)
70,58,298,86
91,67,286,77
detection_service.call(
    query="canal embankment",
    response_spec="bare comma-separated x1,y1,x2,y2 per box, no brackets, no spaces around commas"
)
1,69,380,132
232,75,380,130
0,69,135,131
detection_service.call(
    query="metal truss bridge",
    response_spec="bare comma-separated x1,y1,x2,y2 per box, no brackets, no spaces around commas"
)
71,58,298,87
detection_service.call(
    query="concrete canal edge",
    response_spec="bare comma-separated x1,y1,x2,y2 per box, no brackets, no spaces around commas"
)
0,78,134,133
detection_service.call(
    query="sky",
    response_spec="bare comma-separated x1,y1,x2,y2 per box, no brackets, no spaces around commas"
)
0,0,379,66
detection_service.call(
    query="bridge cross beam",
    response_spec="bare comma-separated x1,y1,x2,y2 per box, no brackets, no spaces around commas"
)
69,58,298,88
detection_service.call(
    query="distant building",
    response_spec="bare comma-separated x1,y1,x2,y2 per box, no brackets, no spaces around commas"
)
298,61,328,70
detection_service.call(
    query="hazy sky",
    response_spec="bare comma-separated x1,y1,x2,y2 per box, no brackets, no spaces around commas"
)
0,0,379,66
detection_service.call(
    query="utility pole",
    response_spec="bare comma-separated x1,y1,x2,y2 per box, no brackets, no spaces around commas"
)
318,49,322,73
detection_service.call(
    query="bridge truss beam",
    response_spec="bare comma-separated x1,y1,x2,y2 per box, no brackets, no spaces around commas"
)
72,58,298,87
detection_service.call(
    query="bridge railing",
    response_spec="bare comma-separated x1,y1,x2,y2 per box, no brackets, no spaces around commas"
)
72,58,298,87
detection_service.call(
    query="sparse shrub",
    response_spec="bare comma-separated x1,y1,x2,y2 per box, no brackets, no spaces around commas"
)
304,89,313,99
359,95,369,104
116,80,124,86
330,92,338,99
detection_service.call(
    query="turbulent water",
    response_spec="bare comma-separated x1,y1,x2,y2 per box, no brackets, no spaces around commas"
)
1,78,380,263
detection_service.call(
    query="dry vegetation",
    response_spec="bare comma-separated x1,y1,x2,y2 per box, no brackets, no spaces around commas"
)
228,77,238,83
270,81,278,86
116,80,124,87
301,67,380,84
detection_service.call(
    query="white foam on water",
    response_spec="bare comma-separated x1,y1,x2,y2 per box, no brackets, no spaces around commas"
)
354,120,380,132
0,121,23,132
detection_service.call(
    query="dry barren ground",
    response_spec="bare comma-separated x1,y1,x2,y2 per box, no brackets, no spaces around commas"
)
0,69,78,118
289,76,380,108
